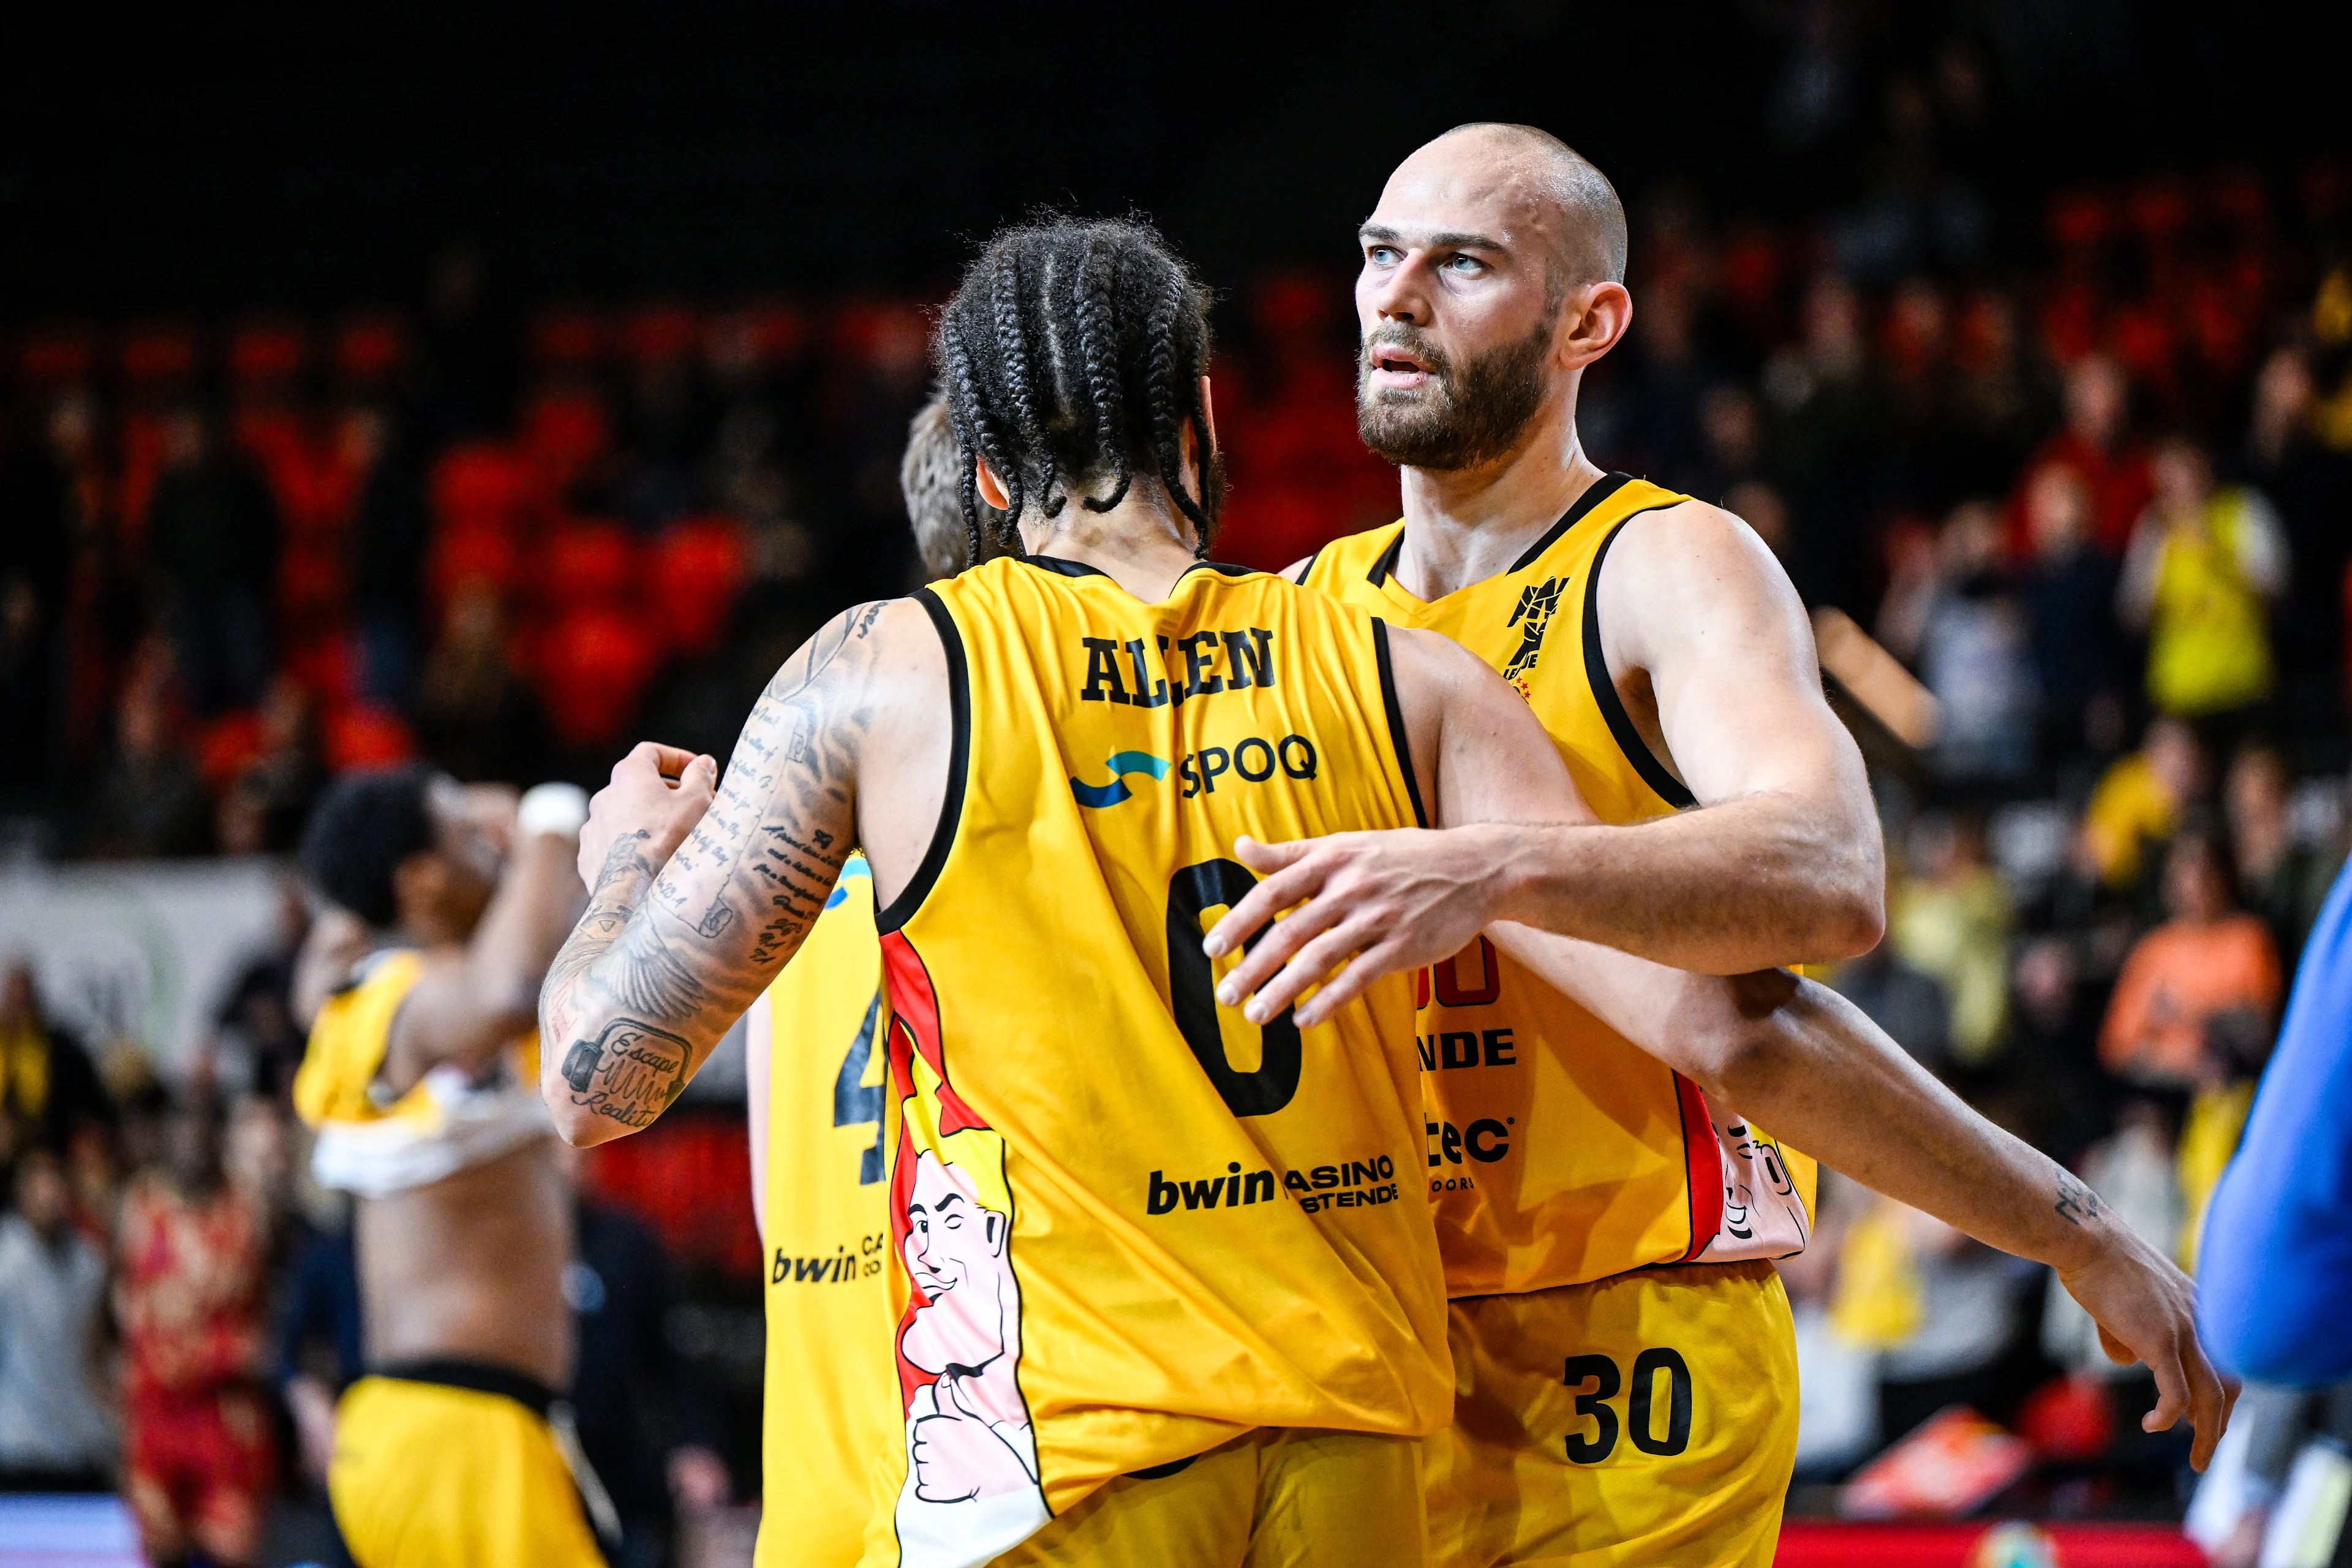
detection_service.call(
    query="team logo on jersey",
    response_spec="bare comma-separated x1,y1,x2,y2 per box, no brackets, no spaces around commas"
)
1501,573,1568,693
1069,751,1170,809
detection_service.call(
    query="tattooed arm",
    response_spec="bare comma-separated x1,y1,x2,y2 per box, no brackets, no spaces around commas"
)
539,599,921,1147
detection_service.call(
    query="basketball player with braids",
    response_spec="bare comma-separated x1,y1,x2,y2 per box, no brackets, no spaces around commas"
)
1198,123,2230,1564
545,209,2223,1568
742,399,997,1568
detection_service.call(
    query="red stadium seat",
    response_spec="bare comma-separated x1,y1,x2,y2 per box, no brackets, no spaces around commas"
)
227,321,309,388
651,516,752,655
624,303,701,366
325,703,417,772
530,307,611,369
537,605,658,748
518,385,611,496
331,314,408,383
429,441,533,535
543,519,640,606
17,326,95,386
119,323,200,389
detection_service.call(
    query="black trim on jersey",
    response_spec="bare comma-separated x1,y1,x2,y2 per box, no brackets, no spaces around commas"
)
1179,559,1256,581
875,587,970,933
1371,619,1430,829
1020,554,1106,579
1506,471,1636,575
1581,514,1697,810
1021,555,1256,584
1292,546,1324,586
1365,529,1405,587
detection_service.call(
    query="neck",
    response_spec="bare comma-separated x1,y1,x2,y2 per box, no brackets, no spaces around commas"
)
1395,386,1608,600
1019,482,1203,601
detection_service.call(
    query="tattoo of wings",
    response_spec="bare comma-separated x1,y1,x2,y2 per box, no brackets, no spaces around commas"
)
538,601,891,1137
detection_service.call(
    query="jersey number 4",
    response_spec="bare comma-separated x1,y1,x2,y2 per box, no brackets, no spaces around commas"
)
1166,858,1301,1118
834,994,884,1185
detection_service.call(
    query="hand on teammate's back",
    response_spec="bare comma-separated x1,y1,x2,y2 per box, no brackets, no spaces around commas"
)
1204,829,1507,1028
576,743,718,891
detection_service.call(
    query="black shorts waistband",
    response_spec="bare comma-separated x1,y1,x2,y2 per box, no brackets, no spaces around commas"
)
369,1357,560,1419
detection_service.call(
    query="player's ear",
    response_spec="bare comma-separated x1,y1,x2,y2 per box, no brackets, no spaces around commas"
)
1199,374,1218,462
974,455,1013,512
1560,280,1632,368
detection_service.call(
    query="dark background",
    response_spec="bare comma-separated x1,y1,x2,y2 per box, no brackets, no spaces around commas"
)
8,0,2342,317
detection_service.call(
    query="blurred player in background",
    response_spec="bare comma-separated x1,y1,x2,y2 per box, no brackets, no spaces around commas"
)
743,398,996,1567
290,767,603,1567
115,1090,270,1568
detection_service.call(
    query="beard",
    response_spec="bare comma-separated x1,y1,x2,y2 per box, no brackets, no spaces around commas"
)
1356,317,1554,471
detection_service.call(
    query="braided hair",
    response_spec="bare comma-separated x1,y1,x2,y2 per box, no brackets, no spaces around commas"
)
935,217,1223,561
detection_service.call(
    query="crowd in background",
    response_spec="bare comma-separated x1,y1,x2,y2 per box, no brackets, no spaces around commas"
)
4,73,2352,1557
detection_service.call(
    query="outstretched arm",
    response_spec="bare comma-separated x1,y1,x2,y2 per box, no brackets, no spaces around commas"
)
1210,625,2232,1468
538,600,903,1147
1488,930,2233,1468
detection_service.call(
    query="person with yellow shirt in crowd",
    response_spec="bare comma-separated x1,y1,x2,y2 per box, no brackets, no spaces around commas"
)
2119,435,2288,725
2081,714,2207,892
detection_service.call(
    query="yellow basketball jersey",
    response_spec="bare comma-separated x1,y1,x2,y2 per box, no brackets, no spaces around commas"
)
866,554,1446,1568
1301,474,1817,1297
755,856,897,1568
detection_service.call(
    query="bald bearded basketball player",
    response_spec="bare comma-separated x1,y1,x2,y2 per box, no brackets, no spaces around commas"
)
1206,124,2231,1566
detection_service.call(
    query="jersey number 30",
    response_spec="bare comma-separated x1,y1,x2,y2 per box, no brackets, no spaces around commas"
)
1166,858,1301,1118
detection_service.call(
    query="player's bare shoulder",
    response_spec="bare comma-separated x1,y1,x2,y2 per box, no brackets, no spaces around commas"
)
1595,494,1811,667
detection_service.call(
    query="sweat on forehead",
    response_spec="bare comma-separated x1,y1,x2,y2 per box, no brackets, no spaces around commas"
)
1390,123,1628,288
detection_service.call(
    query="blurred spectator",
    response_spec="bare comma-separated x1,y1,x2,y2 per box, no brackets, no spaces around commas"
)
2079,716,2206,892
2117,437,2286,724
145,406,281,717
1831,1197,2037,1445
209,876,313,1100
2237,345,2352,736
2226,742,2337,975
346,415,432,712
276,1218,359,1555
1763,272,1879,616
115,1090,273,1568
214,675,327,856
0,1147,115,1489
569,1182,731,1568
1881,502,2036,786
1890,813,2013,1068
1829,933,1953,1074
2015,464,2119,761
2100,821,2280,1088
2007,353,2149,557
413,583,552,785
0,399,78,805
88,643,211,858
0,959,113,1167
2005,937,2112,1165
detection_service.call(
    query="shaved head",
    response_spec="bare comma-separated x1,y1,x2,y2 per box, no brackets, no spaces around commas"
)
1427,123,1627,292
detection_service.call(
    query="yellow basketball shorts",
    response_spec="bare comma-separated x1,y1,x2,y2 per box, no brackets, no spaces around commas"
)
330,1368,606,1568
1424,1260,1800,1568
856,1427,1426,1568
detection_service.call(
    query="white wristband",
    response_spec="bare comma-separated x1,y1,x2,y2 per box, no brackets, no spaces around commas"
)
517,782,590,840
